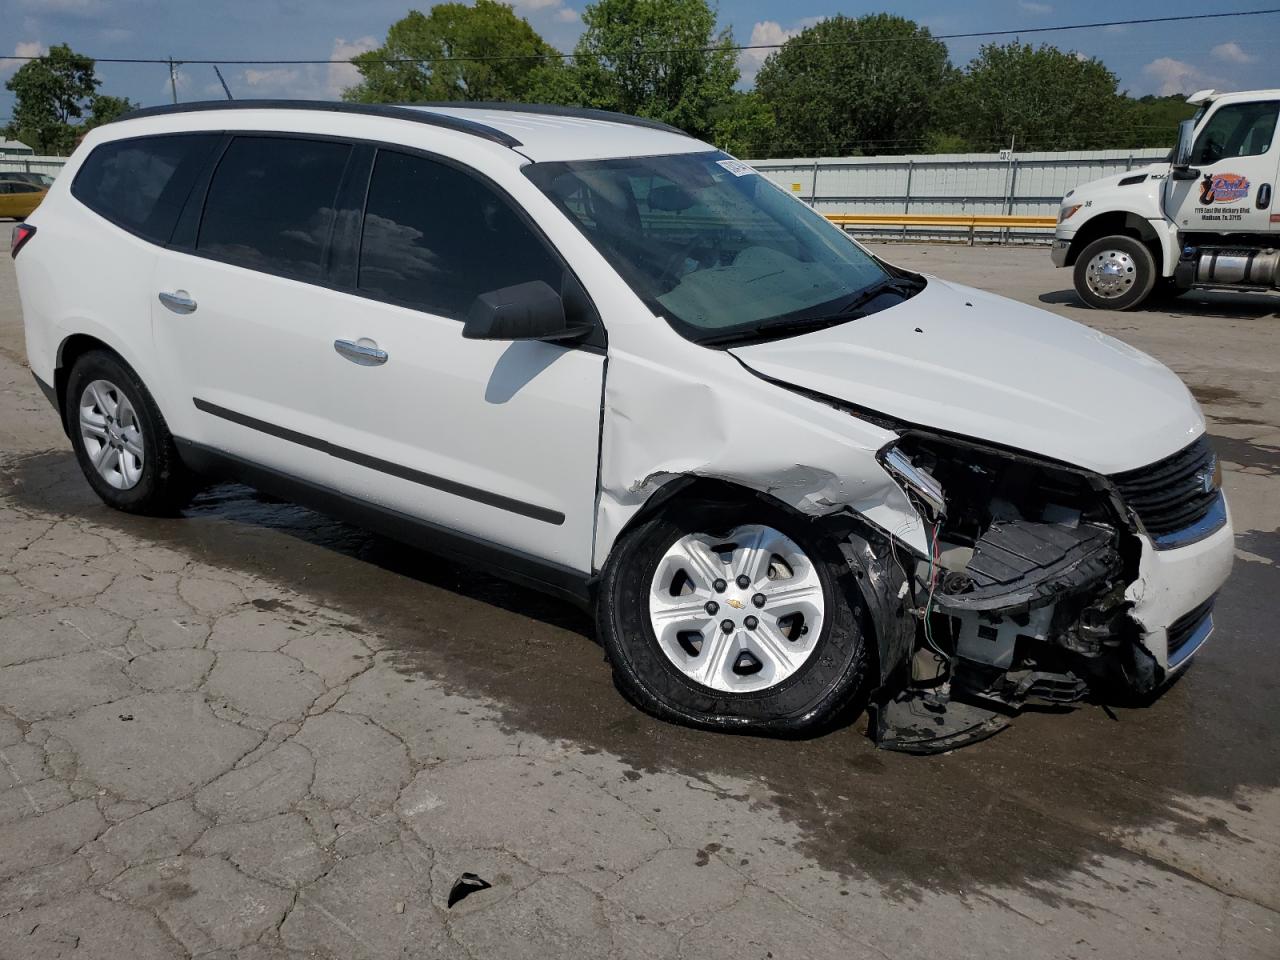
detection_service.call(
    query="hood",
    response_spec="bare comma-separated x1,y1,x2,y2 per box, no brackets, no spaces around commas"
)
1059,163,1168,224
1069,162,1168,194
729,277,1204,475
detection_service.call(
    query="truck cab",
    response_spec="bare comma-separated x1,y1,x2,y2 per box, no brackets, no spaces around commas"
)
1052,88,1280,310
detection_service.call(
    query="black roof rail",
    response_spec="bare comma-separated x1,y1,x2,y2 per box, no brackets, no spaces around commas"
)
399,101,690,137
117,99,523,148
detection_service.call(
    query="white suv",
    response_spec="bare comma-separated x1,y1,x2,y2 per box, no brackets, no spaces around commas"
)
12,101,1233,746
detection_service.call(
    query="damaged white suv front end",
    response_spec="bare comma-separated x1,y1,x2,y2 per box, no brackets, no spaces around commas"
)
723,278,1232,748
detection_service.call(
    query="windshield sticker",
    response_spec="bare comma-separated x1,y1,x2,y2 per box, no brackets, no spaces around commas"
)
716,158,757,178
1199,172,1250,204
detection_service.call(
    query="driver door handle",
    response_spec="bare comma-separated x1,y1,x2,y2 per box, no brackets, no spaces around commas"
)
158,290,197,314
334,338,388,366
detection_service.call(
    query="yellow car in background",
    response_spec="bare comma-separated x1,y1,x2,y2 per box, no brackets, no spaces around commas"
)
0,176,49,219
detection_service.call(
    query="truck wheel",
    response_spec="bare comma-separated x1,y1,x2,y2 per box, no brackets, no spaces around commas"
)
597,499,871,735
1073,236,1157,310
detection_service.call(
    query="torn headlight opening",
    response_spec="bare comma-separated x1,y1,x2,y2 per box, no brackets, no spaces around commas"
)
885,431,1146,702
879,445,946,520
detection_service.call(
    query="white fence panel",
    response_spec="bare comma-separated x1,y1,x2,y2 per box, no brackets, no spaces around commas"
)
751,148,1170,242
0,155,69,179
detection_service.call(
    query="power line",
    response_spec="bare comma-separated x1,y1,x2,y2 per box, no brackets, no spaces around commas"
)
2,9,1278,66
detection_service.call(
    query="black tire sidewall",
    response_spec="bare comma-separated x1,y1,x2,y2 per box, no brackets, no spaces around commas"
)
1073,235,1157,311
66,351,186,514
598,500,870,734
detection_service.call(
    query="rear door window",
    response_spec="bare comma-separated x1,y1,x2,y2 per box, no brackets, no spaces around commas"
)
71,133,221,243
357,149,564,318
197,136,352,283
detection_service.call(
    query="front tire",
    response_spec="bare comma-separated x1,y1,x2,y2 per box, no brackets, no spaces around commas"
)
66,350,195,515
597,499,871,735
1073,235,1157,310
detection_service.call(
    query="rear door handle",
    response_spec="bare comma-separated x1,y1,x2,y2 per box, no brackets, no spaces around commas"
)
1257,183,1272,210
334,338,388,366
158,290,197,314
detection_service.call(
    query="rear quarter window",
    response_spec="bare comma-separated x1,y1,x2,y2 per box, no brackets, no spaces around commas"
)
71,133,221,244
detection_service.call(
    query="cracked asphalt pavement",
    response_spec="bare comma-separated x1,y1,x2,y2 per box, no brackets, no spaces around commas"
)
0,244,1277,959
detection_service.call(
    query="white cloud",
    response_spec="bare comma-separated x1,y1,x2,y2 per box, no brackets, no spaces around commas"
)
1210,42,1255,65
1142,57,1216,97
510,0,578,22
195,37,379,102
0,41,46,76
327,36,378,98
98,27,133,44
739,17,823,81
1018,1,1052,14
244,67,303,91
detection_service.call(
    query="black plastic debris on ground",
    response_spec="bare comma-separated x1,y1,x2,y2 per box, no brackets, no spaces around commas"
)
868,691,1011,755
447,873,492,908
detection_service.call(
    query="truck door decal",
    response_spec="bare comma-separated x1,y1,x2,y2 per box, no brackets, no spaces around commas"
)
1199,172,1251,204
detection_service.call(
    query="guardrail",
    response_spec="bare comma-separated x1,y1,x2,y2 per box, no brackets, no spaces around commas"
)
825,212,1057,245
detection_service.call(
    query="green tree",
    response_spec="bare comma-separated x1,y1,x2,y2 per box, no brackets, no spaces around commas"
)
570,0,738,138
1117,94,1196,149
941,42,1125,151
755,15,953,157
344,0,564,103
708,91,775,157
4,44,99,154
85,94,137,130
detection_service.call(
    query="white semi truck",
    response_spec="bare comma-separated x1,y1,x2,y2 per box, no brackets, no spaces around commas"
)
1052,88,1279,310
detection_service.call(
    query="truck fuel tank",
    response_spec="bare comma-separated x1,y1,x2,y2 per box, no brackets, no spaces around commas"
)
1177,246,1280,288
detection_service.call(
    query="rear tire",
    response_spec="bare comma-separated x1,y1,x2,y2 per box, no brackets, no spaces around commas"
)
1073,235,1157,310
66,350,195,515
597,498,871,735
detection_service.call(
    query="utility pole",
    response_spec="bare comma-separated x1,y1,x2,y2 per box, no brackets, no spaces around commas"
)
168,58,180,104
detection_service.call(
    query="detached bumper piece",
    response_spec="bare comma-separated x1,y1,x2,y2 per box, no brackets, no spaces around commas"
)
868,689,1011,755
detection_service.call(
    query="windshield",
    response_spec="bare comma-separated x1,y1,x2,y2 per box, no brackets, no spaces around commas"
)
525,151,895,344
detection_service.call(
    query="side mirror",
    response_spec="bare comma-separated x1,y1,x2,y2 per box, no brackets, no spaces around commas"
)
1171,118,1199,180
463,280,593,343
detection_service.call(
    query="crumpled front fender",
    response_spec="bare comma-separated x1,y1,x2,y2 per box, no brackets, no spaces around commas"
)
592,345,930,572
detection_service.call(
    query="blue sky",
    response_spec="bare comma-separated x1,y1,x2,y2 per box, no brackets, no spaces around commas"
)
2,0,1278,129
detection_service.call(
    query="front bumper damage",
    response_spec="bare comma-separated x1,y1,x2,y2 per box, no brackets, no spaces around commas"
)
862,433,1233,754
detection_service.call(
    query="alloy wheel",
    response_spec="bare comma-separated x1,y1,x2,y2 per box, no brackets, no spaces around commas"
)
1084,248,1137,300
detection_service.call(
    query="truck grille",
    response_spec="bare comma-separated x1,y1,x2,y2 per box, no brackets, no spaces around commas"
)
1110,435,1220,540
1166,595,1215,664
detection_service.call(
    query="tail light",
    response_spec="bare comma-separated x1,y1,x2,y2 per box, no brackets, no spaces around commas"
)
10,223,35,259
